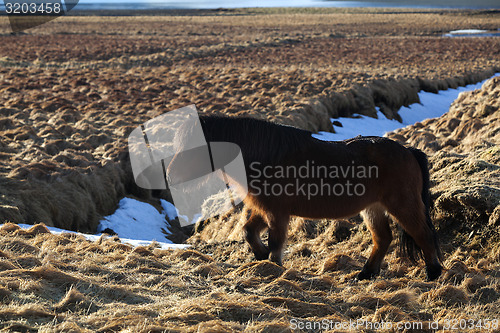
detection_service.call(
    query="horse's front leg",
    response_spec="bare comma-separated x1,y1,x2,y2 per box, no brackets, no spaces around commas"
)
244,212,270,260
358,205,393,280
268,213,290,266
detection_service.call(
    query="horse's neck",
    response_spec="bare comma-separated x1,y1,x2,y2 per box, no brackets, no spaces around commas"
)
200,116,312,167
203,123,265,167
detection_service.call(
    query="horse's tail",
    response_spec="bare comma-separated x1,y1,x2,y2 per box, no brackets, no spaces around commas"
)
399,147,443,264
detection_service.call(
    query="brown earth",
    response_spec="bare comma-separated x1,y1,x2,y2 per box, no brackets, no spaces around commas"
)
0,9,499,331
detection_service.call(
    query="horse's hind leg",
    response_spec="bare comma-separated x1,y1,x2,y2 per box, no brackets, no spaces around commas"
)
244,212,270,261
386,199,442,281
358,204,393,280
268,213,290,266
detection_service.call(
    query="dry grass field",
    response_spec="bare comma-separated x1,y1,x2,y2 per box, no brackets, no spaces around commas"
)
0,8,499,332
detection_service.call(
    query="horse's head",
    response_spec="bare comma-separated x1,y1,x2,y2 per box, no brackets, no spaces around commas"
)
167,141,246,187
166,145,214,186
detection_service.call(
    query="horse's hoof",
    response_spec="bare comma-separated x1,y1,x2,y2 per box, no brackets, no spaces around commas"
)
426,264,442,281
269,255,283,266
270,259,283,266
357,269,377,280
254,252,270,261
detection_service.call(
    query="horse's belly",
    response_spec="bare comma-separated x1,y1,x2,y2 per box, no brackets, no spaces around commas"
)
246,168,382,219
289,195,375,219
249,190,378,219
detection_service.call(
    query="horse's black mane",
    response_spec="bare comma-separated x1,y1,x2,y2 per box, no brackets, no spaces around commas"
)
198,115,312,166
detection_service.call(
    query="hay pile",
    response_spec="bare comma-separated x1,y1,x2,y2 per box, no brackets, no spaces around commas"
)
0,205,498,331
1,10,500,233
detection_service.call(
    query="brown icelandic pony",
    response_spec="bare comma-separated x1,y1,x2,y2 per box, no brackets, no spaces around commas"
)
168,115,443,281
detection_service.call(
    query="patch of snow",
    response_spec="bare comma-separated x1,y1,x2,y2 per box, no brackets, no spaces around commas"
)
313,73,500,142
313,110,401,141
449,29,488,34
444,29,500,37
112,238,189,250
10,222,189,250
161,199,202,228
98,197,176,242
161,199,179,221
8,197,193,250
